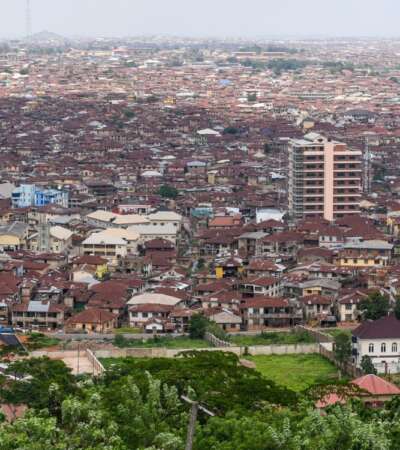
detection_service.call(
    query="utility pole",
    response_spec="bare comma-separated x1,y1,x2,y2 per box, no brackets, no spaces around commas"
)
77,341,80,375
182,396,214,450
185,401,198,450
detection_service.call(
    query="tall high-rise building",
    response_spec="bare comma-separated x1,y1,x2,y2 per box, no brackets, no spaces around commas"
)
288,133,362,221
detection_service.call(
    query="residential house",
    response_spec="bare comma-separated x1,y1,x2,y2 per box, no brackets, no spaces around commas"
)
11,301,65,330
204,308,242,332
240,297,302,329
299,294,333,320
352,315,400,374
337,240,393,268
0,223,30,251
127,292,186,328
239,276,281,298
66,308,117,333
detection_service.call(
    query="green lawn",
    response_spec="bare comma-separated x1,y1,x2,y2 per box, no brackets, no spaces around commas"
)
113,335,210,349
24,333,61,350
246,354,338,391
113,327,142,334
323,328,351,338
99,357,150,369
229,330,315,346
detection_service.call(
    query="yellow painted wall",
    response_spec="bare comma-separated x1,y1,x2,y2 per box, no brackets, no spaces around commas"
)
302,287,322,296
0,235,21,246
215,267,224,279
339,258,375,267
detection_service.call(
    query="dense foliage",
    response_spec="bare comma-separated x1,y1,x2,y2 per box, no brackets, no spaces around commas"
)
334,331,352,374
359,292,390,320
2,352,400,449
157,185,179,199
188,314,228,341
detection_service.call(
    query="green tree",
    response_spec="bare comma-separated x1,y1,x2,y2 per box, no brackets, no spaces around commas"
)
158,185,179,199
195,406,390,450
188,314,210,339
334,332,352,375
264,142,272,153
101,373,185,449
361,355,377,375
359,292,389,320
104,352,297,414
223,126,239,135
0,357,77,417
123,110,135,119
394,296,400,320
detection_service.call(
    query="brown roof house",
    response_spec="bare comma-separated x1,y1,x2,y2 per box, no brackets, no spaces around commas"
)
66,308,117,334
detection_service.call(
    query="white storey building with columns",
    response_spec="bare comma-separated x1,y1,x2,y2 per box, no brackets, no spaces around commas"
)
352,315,400,374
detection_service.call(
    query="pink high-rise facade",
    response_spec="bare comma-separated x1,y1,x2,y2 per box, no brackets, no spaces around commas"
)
288,133,362,221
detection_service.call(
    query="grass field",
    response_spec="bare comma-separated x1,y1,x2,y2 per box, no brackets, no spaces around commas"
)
323,328,351,338
229,330,315,346
113,327,142,334
24,333,61,350
246,354,338,391
99,357,149,369
113,335,210,349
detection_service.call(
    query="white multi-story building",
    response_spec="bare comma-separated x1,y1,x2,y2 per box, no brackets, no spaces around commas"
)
352,315,400,374
288,133,362,221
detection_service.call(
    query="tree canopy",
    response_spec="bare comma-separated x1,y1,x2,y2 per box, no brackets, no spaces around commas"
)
334,332,352,373
158,185,179,199
2,353,400,449
359,292,390,320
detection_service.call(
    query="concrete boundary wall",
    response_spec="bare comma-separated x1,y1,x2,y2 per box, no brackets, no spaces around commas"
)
93,343,320,359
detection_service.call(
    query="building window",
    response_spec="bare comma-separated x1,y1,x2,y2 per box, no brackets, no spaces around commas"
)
393,343,398,353
369,343,374,353
381,343,386,353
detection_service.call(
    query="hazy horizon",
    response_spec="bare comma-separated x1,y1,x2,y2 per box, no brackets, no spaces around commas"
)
1,0,399,39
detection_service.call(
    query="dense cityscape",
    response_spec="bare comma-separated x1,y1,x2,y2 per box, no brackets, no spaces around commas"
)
2,2,400,449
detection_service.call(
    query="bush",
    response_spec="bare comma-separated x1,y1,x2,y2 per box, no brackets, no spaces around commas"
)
188,314,209,339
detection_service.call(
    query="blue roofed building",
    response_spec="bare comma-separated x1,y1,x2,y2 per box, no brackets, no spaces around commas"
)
11,184,68,208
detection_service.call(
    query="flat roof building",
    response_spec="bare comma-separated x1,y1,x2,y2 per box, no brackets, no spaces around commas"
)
288,133,362,221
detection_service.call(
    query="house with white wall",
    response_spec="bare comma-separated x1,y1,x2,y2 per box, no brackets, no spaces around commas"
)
352,315,400,374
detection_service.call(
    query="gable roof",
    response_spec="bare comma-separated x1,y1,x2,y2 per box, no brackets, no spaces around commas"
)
353,314,400,339
352,374,400,396
67,308,117,324
127,292,183,306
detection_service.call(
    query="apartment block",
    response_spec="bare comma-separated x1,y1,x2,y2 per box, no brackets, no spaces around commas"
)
288,133,362,221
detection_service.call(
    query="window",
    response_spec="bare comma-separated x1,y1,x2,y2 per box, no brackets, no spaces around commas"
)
393,343,398,353
369,343,374,353
381,343,386,353
345,304,352,310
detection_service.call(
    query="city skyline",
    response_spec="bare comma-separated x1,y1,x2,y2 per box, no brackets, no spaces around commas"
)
1,0,400,39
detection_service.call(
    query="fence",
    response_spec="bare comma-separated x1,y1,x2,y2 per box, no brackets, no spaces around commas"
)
296,325,334,343
94,343,320,360
319,344,363,378
86,349,105,375
204,332,231,347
